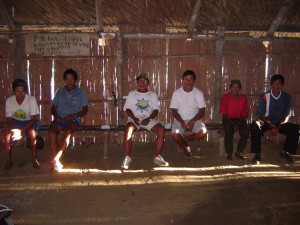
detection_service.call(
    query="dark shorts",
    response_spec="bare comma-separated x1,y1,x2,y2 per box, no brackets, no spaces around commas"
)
12,118,39,137
50,119,80,130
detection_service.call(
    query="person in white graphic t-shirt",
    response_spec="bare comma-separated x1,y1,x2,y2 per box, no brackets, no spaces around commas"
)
4,79,41,170
170,70,207,157
121,74,169,169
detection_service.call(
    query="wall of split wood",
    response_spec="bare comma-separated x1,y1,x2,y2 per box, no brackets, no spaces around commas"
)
0,33,299,127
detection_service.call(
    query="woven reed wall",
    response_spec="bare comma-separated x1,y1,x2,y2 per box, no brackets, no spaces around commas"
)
0,36,299,126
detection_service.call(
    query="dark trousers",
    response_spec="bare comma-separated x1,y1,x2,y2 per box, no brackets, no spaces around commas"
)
222,118,249,154
250,121,299,154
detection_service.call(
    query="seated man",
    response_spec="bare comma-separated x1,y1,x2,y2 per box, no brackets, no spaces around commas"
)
170,70,207,157
220,79,249,160
121,73,168,169
250,74,299,163
49,69,88,171
4,78,41,169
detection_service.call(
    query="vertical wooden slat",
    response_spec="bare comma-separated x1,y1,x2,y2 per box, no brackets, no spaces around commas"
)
116,32,124,125
13,34,23,79
213,27,224,123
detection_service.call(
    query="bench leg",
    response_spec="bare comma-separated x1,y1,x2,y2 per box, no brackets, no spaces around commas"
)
103,131,109,158
219,135,225,156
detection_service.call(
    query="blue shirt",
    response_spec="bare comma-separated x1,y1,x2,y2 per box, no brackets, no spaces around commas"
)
52,86,88,121
256,90,291,124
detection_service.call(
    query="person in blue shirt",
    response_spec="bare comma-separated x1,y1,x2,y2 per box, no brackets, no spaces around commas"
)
49,68,88,171
250,74,299,163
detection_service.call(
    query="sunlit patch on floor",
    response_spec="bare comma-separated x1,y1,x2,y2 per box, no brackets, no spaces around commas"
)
57,163,281,174
153,164,280,172
58,168,123,174
1,171,300,191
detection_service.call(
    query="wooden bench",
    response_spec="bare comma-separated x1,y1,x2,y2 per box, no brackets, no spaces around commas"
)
1,123,224,158
99,123,224,157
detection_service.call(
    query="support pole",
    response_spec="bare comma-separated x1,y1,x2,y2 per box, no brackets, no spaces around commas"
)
213,26,224,123
13,33,23,80
116,32,124,126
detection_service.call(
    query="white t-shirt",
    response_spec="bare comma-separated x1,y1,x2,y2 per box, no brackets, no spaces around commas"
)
123,90,159,120
170,87,206,120
5,94,39,121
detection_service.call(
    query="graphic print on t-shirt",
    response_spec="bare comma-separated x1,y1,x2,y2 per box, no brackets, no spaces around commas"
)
135,98,150,113
14,109,26,119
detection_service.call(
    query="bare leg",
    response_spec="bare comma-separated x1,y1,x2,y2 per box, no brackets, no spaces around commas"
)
49,124,61,158
172,133,189,149
172,133,192,157
124,123,137,157
4,130,13,169
54,129,73,158
151,124,165,156
27,128,41,169
184,130,206,142
49,121,77,171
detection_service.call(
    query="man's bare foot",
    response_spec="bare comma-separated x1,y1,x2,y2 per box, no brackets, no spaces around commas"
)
51,160,63,172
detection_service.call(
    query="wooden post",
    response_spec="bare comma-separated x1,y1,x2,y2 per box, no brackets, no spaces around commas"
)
116,32,124,126
0,0,14,29
213,26,224,123
95,0,103,33
188,0,202,33
103,131,109,158
267,3,292,36
13,33,23,80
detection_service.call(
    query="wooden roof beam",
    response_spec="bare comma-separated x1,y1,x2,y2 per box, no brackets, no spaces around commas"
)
188,0,202,33
0,0,14,29
267,1,293,36
95,0,103,33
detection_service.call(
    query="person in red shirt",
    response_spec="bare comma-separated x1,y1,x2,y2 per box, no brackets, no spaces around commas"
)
220,80,249,160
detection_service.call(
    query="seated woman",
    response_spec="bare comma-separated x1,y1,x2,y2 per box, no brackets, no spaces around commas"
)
219,79,249,160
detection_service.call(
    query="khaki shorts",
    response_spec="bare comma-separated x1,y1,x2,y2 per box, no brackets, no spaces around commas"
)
127,117,160,131
171,119,206,136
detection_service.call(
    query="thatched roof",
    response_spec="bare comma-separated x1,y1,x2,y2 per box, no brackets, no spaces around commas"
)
0,0,299,37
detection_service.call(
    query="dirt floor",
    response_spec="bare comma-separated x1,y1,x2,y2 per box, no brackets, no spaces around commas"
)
0,133,300,225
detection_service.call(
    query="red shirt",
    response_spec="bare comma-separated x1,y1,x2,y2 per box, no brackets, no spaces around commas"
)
220,92,249,119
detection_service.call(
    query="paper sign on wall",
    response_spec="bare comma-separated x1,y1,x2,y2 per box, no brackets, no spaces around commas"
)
25,33,90,56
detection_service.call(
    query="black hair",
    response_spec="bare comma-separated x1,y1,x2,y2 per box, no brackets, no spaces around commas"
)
182,70,196,80
12,78,28,92
230,79,242,89
63,68,78,81
270,74,284,85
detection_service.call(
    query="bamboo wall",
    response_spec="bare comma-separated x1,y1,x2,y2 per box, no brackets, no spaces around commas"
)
0,34,299,126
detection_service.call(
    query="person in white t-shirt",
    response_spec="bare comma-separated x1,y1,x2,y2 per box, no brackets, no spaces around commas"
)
121,74,169,169
4,79,41,169
170,70,207,157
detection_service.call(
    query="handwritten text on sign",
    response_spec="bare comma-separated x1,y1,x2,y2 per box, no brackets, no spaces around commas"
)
25,33,90,56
